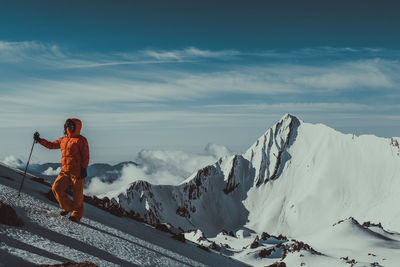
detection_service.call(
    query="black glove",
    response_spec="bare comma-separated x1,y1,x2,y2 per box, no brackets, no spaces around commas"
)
33,132,41,143
80,168,87,179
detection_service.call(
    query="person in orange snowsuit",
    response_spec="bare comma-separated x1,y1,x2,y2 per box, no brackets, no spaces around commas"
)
34,118,90,222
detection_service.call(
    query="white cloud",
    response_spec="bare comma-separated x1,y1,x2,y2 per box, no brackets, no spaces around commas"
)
84,143,233,197
1,41,400,163
0,41,64,64
141,47,240,61
0,41,241,69
292,60,395,90
42,167,61,176
1,155,24,169
202,102,384,113
3,57,395,115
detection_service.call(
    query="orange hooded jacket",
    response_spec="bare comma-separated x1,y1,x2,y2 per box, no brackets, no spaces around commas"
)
40,118,90,175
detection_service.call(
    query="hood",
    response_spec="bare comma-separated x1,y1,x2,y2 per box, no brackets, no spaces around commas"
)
66,118,82,137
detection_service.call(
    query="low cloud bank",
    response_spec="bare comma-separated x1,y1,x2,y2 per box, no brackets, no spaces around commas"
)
84,143,232,198
43,167,61,176
1,155,24,169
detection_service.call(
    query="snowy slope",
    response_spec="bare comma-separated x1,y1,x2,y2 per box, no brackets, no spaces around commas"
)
0,163,248,267
100,114,400,266
242,115,400,236
108,114,400,234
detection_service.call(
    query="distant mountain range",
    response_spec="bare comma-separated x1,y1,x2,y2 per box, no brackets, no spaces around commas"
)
93,114,400,266
17,161,137,185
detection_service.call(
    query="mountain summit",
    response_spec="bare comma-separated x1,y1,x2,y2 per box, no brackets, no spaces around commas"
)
109,114,400,239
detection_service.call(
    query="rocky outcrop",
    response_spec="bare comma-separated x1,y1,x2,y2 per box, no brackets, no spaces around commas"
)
288,240,322,255
259,248,275,258
224,155,240,194
0,201,22,226
261,232,288,241
362,221,384,229
171,233,186,243
267,262,286,267
268,114,299,182
183,166,216,200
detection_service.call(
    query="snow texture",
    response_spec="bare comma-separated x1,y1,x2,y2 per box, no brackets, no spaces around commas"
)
0,163,247,267
100,114,400,266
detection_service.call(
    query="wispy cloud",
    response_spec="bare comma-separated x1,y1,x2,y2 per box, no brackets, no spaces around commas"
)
141,47,240,61
0,44,398,131
0,41,241,69
1,41,400,163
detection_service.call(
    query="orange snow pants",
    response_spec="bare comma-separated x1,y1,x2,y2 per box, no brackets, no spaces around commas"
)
52,171,85,221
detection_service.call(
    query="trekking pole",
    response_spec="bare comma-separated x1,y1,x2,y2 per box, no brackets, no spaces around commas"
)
18,138,36,198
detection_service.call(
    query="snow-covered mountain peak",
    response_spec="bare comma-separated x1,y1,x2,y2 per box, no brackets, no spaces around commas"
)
5,114,400,266
243,113,301,185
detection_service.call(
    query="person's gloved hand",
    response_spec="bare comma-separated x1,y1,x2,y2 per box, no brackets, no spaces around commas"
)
33,132,41,143
80,168,87,179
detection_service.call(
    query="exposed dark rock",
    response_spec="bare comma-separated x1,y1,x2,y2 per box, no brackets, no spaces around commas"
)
340,256,357,265
176,206,190,218
154,222,181,235
267,262,286,267
37,261,98,267
267,115,299,183
259,248,275,258
288,240,322,255
185,229,207,243
197,244,211,252
261,232,271,240
190,205,196,213
363,221,383,229
260,231,287,241
250,236,260,249
224,155,240,194
390,138,399,149
275,234,288,241
0,201,22,226
155,223,171,233
269,150,283,181
83,194,145,223
250,238,259,249
219,229,229,235
171,233,186,243
144,209,160,225
281,245,287,260
333,217,361,227
184,166,215,200
209,241,221,251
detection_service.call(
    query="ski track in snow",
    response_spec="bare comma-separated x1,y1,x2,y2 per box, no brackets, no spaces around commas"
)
0,184,206,267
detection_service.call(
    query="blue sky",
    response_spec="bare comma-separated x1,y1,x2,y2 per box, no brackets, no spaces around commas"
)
1,1,400,163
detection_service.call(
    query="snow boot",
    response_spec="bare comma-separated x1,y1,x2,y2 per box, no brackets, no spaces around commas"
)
60,210,69,216
68,216,79,222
